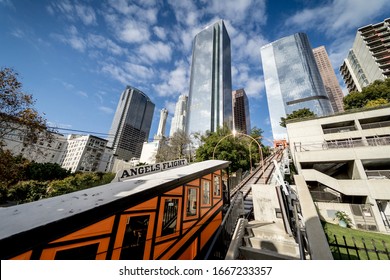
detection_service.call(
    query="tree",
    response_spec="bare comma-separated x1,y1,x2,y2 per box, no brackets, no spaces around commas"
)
343,78,390,110
280,108,316,127
195,125,267,172
0,67,50,148
364,98,389,108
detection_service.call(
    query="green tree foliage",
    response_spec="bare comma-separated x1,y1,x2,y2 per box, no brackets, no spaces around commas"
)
280,108,316,127
0,149,29,187
3,172,115,204
0,67,51,147
364,98,389,108
25,162,71,181
0,152,71,187
7,180,48,203
195,125,268,172
343,78,390,110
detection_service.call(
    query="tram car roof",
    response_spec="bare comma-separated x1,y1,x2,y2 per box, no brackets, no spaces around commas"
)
0,160,229,248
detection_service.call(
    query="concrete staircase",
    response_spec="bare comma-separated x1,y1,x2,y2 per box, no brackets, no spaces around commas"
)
239,220,301,260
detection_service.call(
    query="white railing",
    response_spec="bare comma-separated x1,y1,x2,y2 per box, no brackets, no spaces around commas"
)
366,170,390,179
294,136,390,152
360,120,390,130
322,125,356,134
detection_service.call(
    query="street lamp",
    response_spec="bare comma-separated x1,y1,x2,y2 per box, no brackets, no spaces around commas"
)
212,130,264,175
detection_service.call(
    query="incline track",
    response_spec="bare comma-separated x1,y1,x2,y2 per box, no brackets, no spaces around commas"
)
230,149,284,199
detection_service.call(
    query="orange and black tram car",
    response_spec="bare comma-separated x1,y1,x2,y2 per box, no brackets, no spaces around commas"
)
0,160,230,260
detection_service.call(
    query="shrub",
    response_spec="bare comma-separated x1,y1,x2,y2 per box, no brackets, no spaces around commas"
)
7,180,48,203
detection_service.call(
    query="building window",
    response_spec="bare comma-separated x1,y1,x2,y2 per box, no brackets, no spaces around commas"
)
186,187,198,218
213,175,221,197
201,179,211,206
161,198,179,237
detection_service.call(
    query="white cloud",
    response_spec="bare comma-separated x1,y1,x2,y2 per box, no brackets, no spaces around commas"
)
98,106,114,114
288,0,390,36
87,34,126,56
101,61,155,86
77,91,88,98
207,0,266,24
48,1,97,26
153,26,167,40
75,4,97,26
139,41,172,63
118,20,150,43
11,28,25,38
168,0,200,27
154,61,190,97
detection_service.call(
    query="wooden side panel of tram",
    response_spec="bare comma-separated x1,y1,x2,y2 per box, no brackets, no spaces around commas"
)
10,169,225,260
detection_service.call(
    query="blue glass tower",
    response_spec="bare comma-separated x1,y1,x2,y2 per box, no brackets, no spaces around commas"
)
261,33,333,140
186,20,233,137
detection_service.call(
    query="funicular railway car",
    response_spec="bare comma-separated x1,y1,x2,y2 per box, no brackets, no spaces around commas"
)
0,160,230,260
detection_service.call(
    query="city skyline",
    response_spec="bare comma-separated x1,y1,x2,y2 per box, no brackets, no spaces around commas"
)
1,1,390,143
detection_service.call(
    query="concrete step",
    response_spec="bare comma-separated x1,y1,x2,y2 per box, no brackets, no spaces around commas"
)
239,246,299,260
243,220,300,258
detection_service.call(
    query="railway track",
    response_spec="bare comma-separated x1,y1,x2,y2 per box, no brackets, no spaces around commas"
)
230,149,284,198
230,149,284,218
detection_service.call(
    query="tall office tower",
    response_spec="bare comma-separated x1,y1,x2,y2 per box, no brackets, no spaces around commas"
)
232,89,251,134
260,33,333,140
313,46,345,113
169,95,188,137
107,86,155,161
340,18,390,93
155,108,168,139
186,20,233,138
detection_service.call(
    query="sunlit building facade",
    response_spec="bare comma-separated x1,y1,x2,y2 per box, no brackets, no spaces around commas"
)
107,86,155,161
261,33,333,140
340,18,390,93
186,20,233,138
169,95,188,137
313,46,345,113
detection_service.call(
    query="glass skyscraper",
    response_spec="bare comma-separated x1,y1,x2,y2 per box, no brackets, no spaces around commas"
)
261,33,333,140
186,20,233,137
107,86,155,161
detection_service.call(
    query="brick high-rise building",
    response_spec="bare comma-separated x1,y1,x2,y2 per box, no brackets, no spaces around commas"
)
232,89,251,134
313,46,345,112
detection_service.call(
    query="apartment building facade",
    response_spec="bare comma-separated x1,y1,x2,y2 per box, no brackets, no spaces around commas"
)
340,18,390,93
61,134,112,173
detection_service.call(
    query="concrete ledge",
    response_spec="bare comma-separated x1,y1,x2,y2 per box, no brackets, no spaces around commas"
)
294,175,333,260
225,218,248,260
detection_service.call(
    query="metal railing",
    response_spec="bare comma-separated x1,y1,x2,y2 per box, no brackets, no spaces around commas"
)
360,120,390,130
326,234,390,260
204,191,244,260
322,125,356,134
294,136,390,152
365,170,390,179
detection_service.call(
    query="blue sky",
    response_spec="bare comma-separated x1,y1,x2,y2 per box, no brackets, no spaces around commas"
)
1,0,390,144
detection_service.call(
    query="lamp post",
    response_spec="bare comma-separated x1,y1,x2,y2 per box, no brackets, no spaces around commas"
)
212,131,264,175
